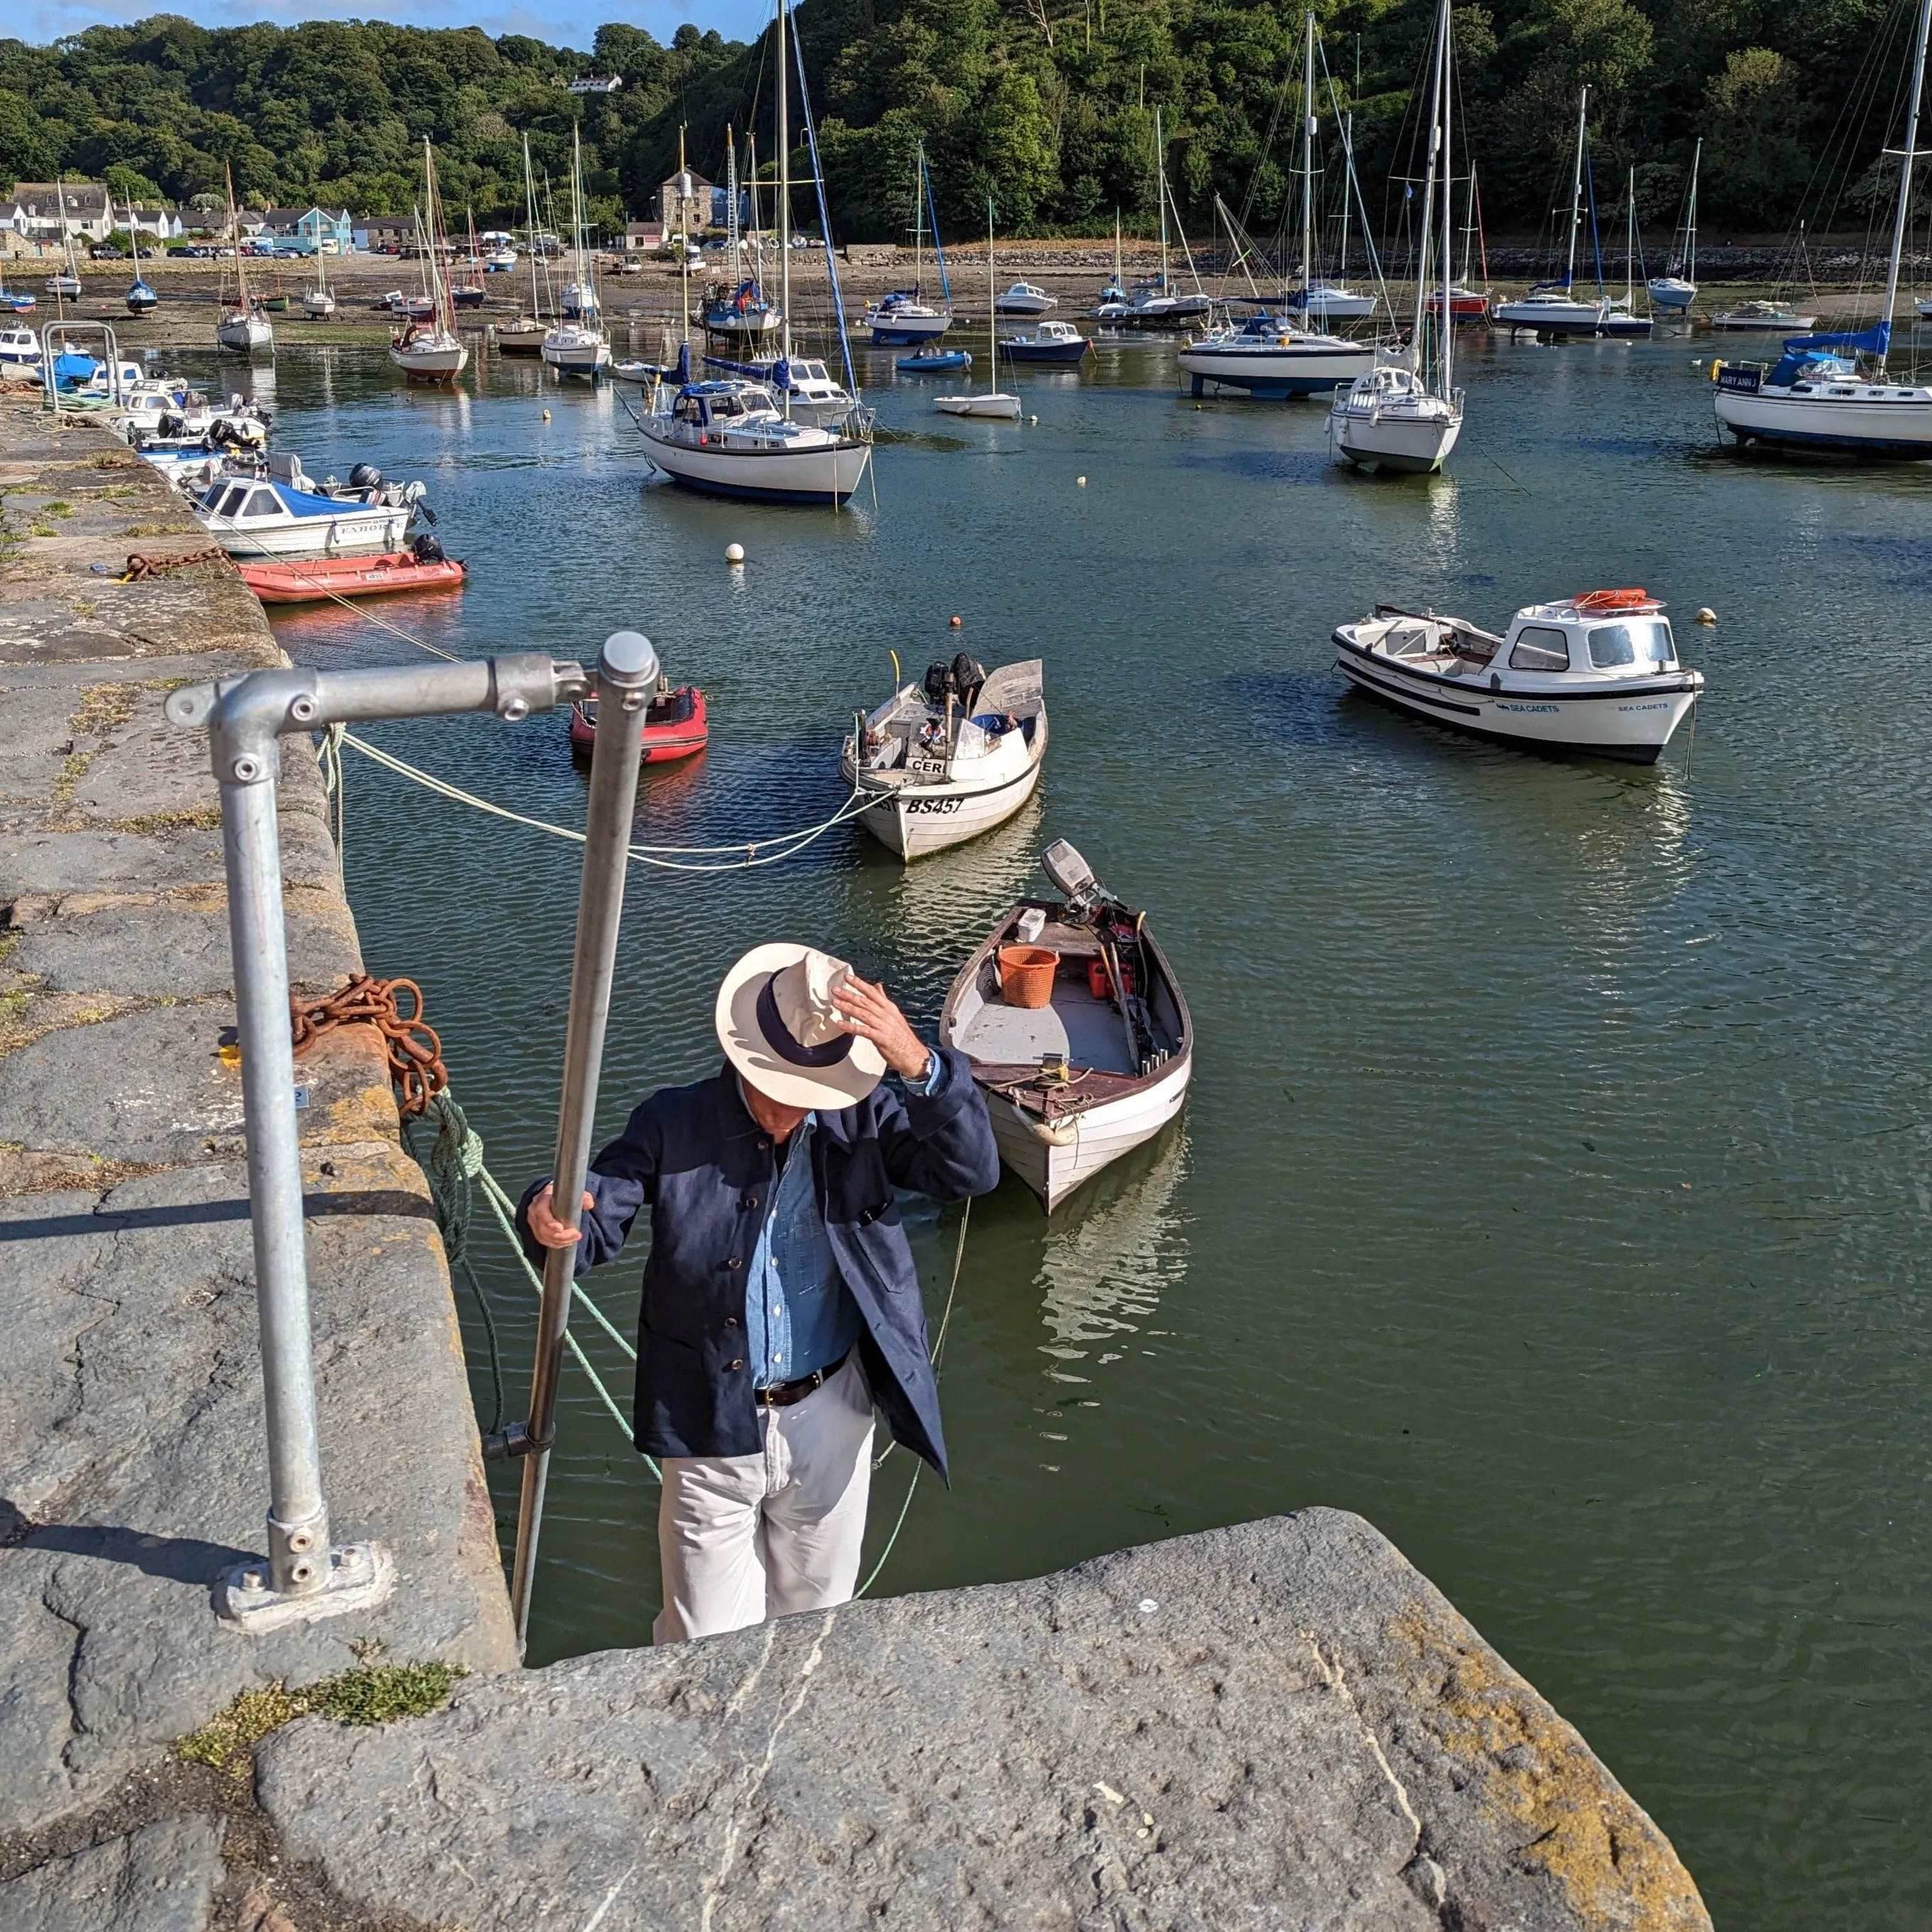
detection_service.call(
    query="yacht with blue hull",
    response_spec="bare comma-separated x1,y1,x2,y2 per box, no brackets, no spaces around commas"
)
1178,313,1372,397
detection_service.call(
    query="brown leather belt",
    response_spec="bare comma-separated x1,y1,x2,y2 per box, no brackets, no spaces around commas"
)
754,1350,850,1409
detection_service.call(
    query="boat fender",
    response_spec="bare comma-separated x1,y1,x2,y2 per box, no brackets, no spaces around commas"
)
1013,1098,1079,1147
1490,673,1501,692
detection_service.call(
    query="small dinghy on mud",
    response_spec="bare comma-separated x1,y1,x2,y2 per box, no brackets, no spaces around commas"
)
939,840,1192,1213
841,654,1046,860
1332,589,1704,764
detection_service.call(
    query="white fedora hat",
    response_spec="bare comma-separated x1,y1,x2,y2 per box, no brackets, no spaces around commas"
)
715,942,885,1112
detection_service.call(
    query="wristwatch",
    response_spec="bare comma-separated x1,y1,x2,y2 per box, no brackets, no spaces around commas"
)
905,1047,941,1094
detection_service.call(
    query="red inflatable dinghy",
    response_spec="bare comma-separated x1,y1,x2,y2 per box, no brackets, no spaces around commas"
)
237,552,468,605
569,681,708,763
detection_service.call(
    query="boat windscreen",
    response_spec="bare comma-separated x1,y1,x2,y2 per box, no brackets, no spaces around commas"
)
1587,621,1672,668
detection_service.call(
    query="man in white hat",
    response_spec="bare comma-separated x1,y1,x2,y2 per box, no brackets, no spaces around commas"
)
520,944,998,1643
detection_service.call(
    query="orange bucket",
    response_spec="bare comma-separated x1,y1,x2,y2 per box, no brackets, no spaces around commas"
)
998,945,1059,1009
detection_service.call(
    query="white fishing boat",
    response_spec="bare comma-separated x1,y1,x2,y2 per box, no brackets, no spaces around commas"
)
863,146,954,343
1649,138,1701,313
994,281,1056,315
0,325,42,373
1714,0,1932,456
840,655,1046,858
542,129,609,378
1333,589,1703,763
936,202,1024,417
189,455,429,559
939,840,1191,1213
1330,0,1461,471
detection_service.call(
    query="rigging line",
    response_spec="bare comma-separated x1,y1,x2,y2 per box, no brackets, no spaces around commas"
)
339,727,873,869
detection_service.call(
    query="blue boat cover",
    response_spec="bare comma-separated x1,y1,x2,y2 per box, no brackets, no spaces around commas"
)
1782,320,1889,358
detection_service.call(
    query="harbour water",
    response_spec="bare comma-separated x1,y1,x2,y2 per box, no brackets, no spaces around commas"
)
197,330,1927,1928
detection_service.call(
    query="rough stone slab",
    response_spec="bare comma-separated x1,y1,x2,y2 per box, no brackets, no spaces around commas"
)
0,1814,222,1932
257,1510,1710,1932
0,405,516,1840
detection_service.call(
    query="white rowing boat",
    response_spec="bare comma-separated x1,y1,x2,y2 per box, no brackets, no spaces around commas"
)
939,840,1192,1213
841,655,1046,858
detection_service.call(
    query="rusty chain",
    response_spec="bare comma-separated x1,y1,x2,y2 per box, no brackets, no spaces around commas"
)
123,548,234,582
290,973,447,1118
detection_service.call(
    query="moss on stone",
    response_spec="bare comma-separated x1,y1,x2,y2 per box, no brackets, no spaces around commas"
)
177,1661,469,1778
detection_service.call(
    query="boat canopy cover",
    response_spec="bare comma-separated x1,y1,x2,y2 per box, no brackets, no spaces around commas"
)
1768,348,1858,386
1781,320,1889,359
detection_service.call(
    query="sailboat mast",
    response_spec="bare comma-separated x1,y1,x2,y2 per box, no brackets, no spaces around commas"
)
679,124,691,351
227,165,249,310
1685,138,1700,283
1566,87,1588,290
1439,0,1453,396
1339,110,1353,293
1624,166,1636,310
987,199,997,394
914,143,924,293
524,136,542,315
1880,0,1932,364
1301,9,1316,293
777,0,792,377
727,127,741,283
1156,107,1169,291
1411,0,1443,361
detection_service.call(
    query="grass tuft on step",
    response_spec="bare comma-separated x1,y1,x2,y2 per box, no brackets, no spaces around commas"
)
177,1659,468,1775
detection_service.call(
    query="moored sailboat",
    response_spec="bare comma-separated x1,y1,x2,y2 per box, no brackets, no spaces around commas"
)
215,168,273,354
1712,0,1932,457
1493,92,1623,337
1649,139,1701,314
542,128,611,378
936,202,1024,417
388,144,469,383
1328,0,1462,471
863,147,954,344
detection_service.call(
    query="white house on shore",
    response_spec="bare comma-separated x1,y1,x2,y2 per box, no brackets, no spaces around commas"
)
4,181,113,244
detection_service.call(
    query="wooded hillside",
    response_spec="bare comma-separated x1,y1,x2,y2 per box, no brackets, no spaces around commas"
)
0,1,1919,256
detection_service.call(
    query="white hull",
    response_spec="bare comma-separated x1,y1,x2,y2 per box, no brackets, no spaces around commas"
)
1710,309,1816,332
640,420,871,503
1648,277,1696,312
1334,633,1699,762
1714,381,1932,456
865,306,951,342
994,290,1057,315
1292,286,1377,321
199,506,413,559
495,320,550,354
1178,338,1372,397
1330,402,1462,472
216,315,273,352
389,337,468,380
542,328,611,375
934,393,1022,418
302,292,337,317
986,1054,1191,1211
1492,297,1608,334
846,752,1043,858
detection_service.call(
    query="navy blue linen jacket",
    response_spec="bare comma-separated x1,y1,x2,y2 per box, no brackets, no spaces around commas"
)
516,1049,998,1480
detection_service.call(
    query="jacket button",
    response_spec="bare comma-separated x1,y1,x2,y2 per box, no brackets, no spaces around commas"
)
742,1194,758,1211
725,1255,741,1270
728,1358,745,1371
756,1138,769,1151
725,1315,740,1328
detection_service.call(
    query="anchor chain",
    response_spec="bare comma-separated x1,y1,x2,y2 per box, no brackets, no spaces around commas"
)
122,547,234,582
290,973,447,1116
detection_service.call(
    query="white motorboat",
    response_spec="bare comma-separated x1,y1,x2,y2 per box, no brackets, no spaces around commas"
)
939,839,1191,1213
1649,138,1701,314
1333,589,1703,763
0,325,42,374
488,247,519,272
639,378,871,501
937,202,1025,417
702,351,856,422
1708,299,1818,331
1329,0,1463,472
190,454,427,558
993,281,1056,315
840,655,1046,858
1179,312,1372,397
1000,319,1091,364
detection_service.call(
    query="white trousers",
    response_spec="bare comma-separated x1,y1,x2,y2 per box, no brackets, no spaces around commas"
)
652,1353,875,1645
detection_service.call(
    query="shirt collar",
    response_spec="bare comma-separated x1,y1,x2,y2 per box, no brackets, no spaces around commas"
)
734,1071,816,1144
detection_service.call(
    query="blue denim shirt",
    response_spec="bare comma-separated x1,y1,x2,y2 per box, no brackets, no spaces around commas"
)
742,1057,946,1389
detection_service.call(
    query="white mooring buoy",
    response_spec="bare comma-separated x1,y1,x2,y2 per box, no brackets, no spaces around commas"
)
1076,475,1087,486
726,542,746,566
1696,606,1717,626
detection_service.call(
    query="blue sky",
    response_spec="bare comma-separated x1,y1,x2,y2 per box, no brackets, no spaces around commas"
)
17,0,765,51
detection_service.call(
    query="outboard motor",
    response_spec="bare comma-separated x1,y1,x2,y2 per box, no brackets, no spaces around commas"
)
923,659,954,707
349,462,383,493
950,652,987,713
158,411,185,440
411,533,447,564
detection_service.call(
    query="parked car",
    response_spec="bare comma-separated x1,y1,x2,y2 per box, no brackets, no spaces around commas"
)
89,244,125,259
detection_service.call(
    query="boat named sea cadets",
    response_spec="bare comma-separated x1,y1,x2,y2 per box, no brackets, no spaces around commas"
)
1332,589,1703,763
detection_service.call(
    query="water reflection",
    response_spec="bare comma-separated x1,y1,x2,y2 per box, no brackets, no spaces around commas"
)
1035,1130,1189,1387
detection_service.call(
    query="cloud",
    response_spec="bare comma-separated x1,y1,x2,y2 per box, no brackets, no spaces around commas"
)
15,0,768,50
